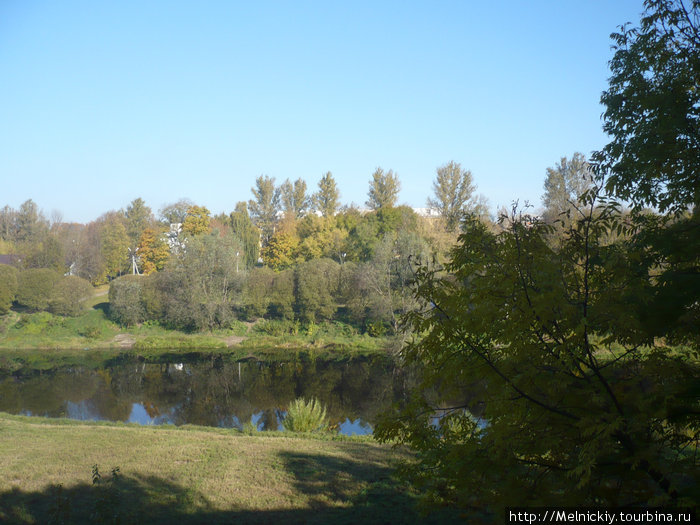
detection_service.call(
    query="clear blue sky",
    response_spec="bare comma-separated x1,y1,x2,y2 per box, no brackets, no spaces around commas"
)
1,1,644,223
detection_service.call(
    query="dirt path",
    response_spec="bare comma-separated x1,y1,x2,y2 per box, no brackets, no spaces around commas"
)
112,334,135,349
224,335,246,347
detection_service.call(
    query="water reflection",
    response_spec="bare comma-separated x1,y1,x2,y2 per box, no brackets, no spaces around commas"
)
0,357,413,436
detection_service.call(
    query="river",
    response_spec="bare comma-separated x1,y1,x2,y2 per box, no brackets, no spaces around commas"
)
0,355,414,436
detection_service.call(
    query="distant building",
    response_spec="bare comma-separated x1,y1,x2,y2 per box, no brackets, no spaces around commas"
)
0,254,22,266
412,207,440,218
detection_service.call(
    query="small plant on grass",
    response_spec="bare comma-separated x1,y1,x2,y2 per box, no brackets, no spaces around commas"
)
283,397,329,433
79,326,102,339
91,464,122,524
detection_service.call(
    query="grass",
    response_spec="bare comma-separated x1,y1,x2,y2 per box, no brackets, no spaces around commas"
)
0,301,396,372
0,412,462,524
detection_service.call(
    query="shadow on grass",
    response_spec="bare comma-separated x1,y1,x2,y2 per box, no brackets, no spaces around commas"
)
278,449,465,524
0,452,464,524
92,302,109,315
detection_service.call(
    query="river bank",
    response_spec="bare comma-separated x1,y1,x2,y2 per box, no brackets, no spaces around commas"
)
0,308,399,372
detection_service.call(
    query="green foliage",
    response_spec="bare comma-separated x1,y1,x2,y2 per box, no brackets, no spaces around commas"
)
99,213,129,281
14,199,48,244
0,264,19,314
125,197,153,248
594,0,700,213
242,266,275,319
294,258,339,322
158,198,194,225
248,175,281,246
283,398,329,433
280,178,310,220
344,231,426,332
376,203,699,510
161,233,243,331
108,275,146,326
229,202,260,269
23,235,65,272
16,268,61,311
427,160,475,231
541,152,594,222
267,268,295,320
313,171,340,218
49,276,93,317
366,167,400,210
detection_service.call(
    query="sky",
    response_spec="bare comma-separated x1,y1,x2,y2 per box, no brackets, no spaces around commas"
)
0,1,646,224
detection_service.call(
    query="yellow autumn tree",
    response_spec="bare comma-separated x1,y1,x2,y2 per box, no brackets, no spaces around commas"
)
181,206,211,237
261,230,299,270
137,227,170,275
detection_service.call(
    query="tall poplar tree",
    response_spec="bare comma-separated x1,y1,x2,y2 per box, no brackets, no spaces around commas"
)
366,168,400,210
541,153,593,222
280,178,310,220
313,172,340,218
230,201,260,269
248,175,280,246
426,161,475,231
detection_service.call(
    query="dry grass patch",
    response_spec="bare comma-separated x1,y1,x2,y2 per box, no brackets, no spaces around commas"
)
0,413,461,524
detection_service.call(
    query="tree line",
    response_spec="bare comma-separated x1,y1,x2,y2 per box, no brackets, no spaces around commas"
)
0,156,597,333
0,163,482,329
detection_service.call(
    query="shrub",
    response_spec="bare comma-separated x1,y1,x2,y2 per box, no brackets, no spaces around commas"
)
0,264,19,314
283,398,329,433
49,276,93,316
109,275,146,326
294,258,339,322
16,268,61,311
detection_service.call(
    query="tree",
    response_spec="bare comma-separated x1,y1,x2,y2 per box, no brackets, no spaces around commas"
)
366,168,400,210
593,0,699,346
426,161,476,231
260,231,299,270
541,153,594,222
376,203,698,511
125,198,153,248
345,231,426,332
75,220,106,284
161,233,243,330
0,264,19,314
23,235,65,272
137,227,170,275
248,175,280,246
295,258,340,322
594,0,700,213
15,199,47,244
242,266,275,318
99,213,129,281
181,206,211,237
0,205,17,242
280,178,310,220
159,199,194,225
313,172,340,218
229,202,260,269
109,275,147,326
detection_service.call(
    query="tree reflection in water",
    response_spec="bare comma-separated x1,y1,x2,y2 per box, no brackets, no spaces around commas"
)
0,356,416,436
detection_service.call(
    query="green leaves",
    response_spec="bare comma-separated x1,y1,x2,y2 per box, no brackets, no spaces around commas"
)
376,199,699,510
595,0,700,213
